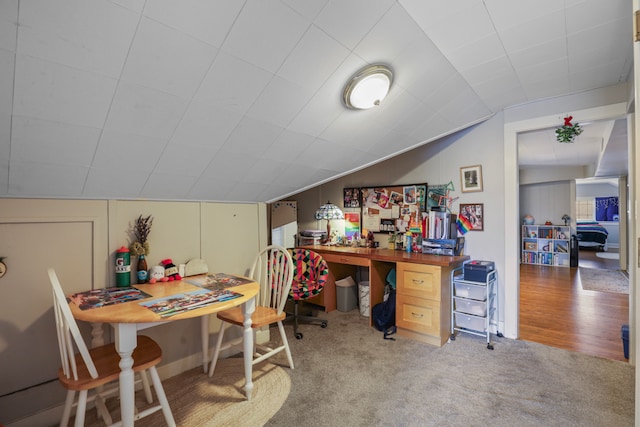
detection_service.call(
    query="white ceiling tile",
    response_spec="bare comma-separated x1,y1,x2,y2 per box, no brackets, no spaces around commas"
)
104,81,188,139
0,49,14,117
522,75,571,100
188,176,234,201
83,167,149,198
399,0,479,30
565,0,630,35
141,173,199,200
315,0,395,50
260,129,315,162
13,55,117,128
280,0,330,22
354,3,424,63
221,1,309,73
423,3,495,53
484,0,564,31
218,116,283,157
11,117,100,166
153,143,220,177
91,131,166,173
121,17,218,99
277,25,349,88
570,62,627,92
0,160,7,194
17,0,139,77
0,0,17,51
447,33,505,72
498,12,565,54
246,76,315,128
0,114,10,170
200,150,259,182
111,0,144,13
171,104,242,149
143,0,243,46
517,57,569,86
9,161,88,197
195,51,274,115
568,18,631,58
459,55,514,86
508,38,567,71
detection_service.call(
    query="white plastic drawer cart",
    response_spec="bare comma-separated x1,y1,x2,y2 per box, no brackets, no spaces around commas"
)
450,265,503,350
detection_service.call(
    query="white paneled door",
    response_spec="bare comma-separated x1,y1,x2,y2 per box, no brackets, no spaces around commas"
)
0,220,93,423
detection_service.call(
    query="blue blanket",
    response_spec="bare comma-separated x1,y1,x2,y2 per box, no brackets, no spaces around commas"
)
576,222,608,245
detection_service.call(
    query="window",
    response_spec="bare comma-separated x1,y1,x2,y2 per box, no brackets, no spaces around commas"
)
576,198,594,220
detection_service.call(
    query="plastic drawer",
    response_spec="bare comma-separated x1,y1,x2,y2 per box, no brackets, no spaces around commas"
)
453,297,487,316
454,312,486,332
453,281,487,301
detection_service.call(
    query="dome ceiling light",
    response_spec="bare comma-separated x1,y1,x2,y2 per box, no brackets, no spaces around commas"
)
343,64,393,110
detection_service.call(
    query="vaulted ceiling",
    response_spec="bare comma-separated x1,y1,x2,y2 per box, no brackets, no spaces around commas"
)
0,0,632,202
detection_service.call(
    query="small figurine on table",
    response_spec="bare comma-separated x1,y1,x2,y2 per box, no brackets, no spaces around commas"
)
161,259,182,281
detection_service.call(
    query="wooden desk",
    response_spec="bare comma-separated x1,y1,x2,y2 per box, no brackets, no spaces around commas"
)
297,245,468,346
69,279,259,427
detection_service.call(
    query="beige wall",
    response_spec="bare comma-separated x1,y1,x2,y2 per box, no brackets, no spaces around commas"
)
0,198,266,425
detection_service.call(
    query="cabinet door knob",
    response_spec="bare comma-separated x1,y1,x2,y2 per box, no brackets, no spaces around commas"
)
411,312,424,319
412,279,424,284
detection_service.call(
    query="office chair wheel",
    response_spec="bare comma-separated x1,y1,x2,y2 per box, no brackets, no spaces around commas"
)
321,322,328,328
295,332,303,339
487,343,494,350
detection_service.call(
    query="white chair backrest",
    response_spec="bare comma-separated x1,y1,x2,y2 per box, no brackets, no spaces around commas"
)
49,268,98,380
249,245,293,315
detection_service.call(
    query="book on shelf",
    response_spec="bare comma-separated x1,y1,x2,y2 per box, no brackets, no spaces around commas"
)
70,287,152,310
186,273,253,290
139,288,243,318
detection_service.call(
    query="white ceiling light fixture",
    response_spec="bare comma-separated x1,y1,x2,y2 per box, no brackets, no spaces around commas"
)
343,64,393,110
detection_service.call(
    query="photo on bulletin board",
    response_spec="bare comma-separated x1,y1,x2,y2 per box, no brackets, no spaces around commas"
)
343,187,361,208
459,203,484,231
361,183,427,234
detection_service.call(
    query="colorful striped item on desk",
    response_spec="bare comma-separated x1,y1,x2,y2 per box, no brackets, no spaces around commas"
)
456,215,472,234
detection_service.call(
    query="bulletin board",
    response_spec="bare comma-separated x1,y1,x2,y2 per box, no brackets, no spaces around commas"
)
359,184,427,234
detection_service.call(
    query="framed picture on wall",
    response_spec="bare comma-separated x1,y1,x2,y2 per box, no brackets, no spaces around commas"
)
343,187,361,208
460,165,483,193
459,203,484,231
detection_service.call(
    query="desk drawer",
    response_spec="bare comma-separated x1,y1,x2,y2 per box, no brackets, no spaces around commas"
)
322,253,369,267
396,293,440,336
397,262,441,300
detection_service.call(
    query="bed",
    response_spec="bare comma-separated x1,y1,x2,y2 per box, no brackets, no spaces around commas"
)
576,221,609,251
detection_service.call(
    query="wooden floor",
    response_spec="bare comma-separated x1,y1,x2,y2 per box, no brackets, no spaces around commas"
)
519,249,629,362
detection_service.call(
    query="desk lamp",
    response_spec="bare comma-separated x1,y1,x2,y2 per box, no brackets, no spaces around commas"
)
315,201,344,242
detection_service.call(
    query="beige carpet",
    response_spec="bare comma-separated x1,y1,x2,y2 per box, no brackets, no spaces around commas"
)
579,267,629,294
78,358,290,426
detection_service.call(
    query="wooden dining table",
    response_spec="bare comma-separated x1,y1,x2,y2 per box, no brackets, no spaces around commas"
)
69,278,260,427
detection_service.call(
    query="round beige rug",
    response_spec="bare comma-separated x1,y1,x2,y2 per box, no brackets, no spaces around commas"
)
80,358,291,427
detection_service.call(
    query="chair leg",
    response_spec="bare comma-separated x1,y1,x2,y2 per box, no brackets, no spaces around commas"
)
60,390,75,427
147,366,176,427
74,390,88,427
277,321,294,369
139,369,153,404
93,389,113,425
208,322,227,377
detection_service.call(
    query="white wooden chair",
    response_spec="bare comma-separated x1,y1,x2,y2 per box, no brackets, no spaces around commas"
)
49,268,176,427
208,245,294,377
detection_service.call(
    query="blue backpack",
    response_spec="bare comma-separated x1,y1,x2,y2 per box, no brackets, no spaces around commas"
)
372,268,397,340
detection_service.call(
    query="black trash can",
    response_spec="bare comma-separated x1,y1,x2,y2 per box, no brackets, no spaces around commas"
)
570,234,579,267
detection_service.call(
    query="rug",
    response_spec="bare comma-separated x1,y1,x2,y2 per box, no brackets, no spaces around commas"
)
79,358,291,426
579,267,629,294
596,252,619,260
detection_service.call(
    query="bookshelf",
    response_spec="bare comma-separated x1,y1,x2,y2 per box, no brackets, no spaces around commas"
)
521,225,571,267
